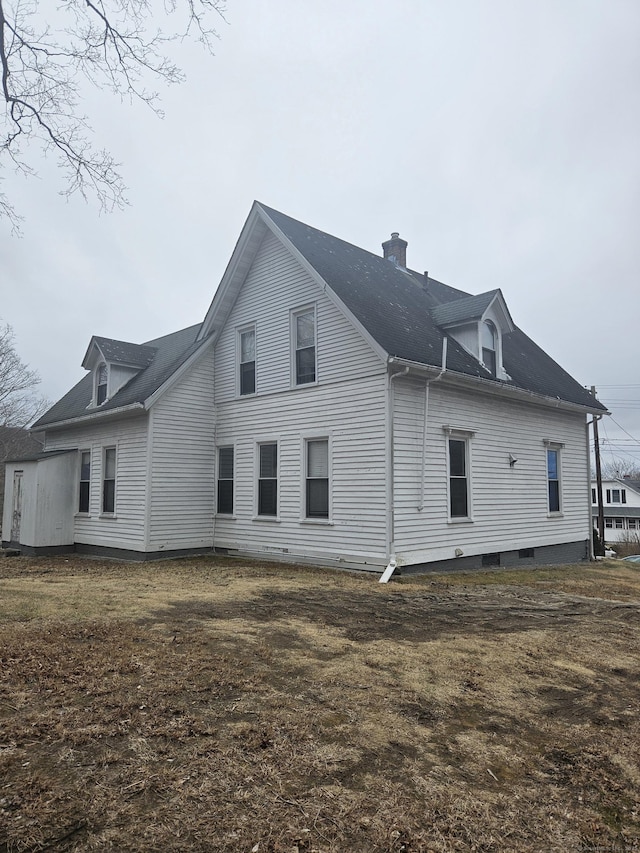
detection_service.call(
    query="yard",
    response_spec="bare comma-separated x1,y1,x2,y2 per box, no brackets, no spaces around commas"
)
0,555,639,852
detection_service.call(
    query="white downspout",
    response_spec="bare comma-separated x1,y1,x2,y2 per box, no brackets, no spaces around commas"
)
380,365,409,583
418,337,448,512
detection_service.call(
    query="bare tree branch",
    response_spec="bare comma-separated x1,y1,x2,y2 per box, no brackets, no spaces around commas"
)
0,0,226,228
0,321,49,426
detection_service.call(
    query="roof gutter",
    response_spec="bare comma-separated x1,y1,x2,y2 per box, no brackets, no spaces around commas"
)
387,357,609,417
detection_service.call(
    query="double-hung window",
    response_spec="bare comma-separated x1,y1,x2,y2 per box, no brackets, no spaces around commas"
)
306,439,329,519
79,451,91,513
239,327,256,395
449,438,469,518
293,307,316,385
217,447,234,515
96,363,108,405
544,442,563,514
481,321,497,377
102,447,116,514
258,443,278,516
445,428,473,520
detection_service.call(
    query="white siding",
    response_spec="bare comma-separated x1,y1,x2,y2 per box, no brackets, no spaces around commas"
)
45,417,149,551
214,231,382,402
214,375,389,566
147,351,216,551
393,378,590,565
211,230,389,567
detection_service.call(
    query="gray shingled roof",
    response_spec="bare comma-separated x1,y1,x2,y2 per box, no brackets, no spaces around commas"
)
431,291,500,327
87,337,157,369
258,204,606,412
34,325,203,428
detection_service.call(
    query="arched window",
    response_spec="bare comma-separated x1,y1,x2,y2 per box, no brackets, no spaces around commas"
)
96,363,108,405
482,321,497,376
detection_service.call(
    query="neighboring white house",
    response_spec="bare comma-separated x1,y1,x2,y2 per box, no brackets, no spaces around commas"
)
2,202,608,572
591,478,640,543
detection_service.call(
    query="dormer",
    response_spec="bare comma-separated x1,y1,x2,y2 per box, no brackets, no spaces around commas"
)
82,336,157,408
431,289,514,380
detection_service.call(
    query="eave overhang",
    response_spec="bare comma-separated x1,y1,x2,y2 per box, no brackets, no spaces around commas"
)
387,356,609,417
35,403,146,432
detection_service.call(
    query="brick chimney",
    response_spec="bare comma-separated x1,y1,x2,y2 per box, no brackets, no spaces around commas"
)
382,232,408,268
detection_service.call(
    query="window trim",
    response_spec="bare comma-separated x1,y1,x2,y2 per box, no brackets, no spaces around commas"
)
443,426,474,523
95,362,108,406
216,445,235,517
101,445,117,516
237,325,256,397
255,440,279,520
291,304,317,387
481,320,497,377
77,449,91,515
301,435,331,523
543,440,564,516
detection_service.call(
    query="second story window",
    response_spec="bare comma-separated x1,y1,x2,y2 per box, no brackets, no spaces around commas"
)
239,328,256,395
96,363,108,405
481,321,497,377
293,308,316,385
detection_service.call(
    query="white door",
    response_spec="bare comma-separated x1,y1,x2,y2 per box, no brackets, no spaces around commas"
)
10,471,23,543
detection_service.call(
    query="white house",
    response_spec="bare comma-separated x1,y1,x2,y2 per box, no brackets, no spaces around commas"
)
591,478,640,543
2,202,608,572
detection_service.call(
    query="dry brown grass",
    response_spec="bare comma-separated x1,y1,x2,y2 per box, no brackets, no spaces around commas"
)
1,555,639,852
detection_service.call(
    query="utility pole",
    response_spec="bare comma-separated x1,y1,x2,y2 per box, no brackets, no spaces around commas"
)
591,386,605,555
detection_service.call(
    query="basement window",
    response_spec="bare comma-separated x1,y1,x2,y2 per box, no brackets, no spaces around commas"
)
482,553,501,567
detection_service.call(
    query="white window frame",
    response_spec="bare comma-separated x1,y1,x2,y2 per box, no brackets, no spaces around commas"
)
544,440,564,516
255,440,279,520
237,325,256,397
95,362,109,406
216,445,235,516
443,426,474,523
291,304,317,387
78,449,91,515
481,320,497,377
300,435,332,524
101,445,117,516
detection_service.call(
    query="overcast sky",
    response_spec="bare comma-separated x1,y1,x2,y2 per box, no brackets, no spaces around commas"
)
2,0,639,468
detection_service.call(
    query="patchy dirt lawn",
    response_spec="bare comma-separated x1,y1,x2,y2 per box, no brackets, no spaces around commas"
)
0,556,639,853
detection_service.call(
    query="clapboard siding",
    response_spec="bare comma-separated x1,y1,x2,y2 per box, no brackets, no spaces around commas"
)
214,374,389,565
393,378,590,564
148,350,215,550
214,231,382,402
44,416,149,550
